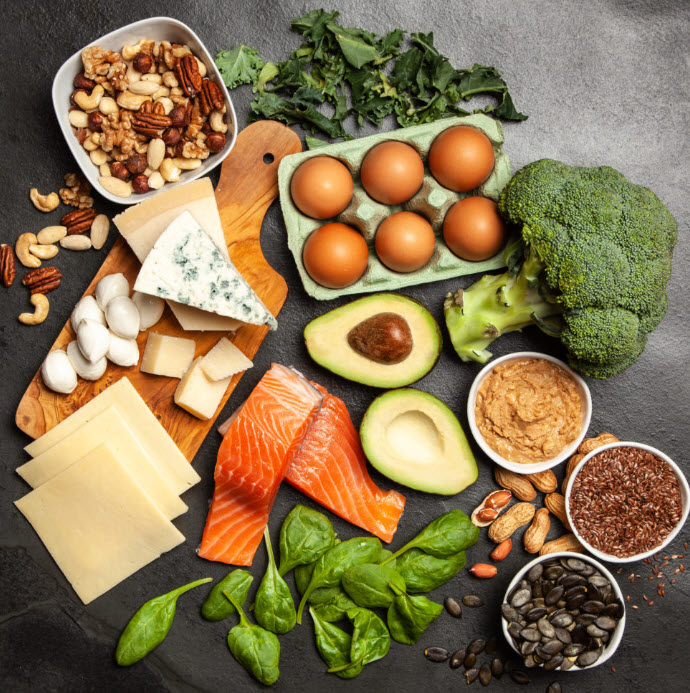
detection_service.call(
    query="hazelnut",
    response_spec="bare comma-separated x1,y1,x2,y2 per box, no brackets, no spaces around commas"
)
70,89,88,107
133,52,153,73
162,127,181,146
110,162,130,181
206,132,226,153
126,154,147,175
169,105,189,128
132,174,150,194
87,112,104,132
74,72,95,90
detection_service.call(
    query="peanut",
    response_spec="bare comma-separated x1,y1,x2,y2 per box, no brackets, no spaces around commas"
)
471,489,512,527
526,469,558,493
539,533,583,556
469,563,497,579
578,432,619,455
544,492,572,531
524,508,551,554
562,453,585,494
494,467,537,501
476,508,499,523
488,502,536,543
490,538,512,562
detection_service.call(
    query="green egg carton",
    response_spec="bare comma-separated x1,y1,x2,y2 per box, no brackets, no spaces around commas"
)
278,113,512,300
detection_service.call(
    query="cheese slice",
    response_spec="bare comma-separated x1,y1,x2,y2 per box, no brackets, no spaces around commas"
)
16,407,187,520
24,378,200,494
175,357,231,420
141,333,196,378
200,337,253,381
15,442,185,605
134,211,278,330
113,178,242,332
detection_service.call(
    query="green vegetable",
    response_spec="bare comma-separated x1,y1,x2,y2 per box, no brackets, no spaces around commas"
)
115,577,212,666
386,584,443,645
310,607,352,670
444,159,678,378
311,591,359,623
382,509,478,563
342,563,406,608
216,9,526,141
225,591,281,686
294,561,313,596
201,570,253,621
296,537,382,623
278,505,337,576
378,549,396,569
328,608,390,677
254,529,296,634
396,548,466,592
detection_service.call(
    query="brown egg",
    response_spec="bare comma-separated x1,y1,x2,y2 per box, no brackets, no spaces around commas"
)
375,211,436,273
429,126,495,192
443,196,506,261
360,141,425,205
302,223,369,288
290,156,354,219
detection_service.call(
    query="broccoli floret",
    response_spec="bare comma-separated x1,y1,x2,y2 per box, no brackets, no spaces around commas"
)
444,159,677,378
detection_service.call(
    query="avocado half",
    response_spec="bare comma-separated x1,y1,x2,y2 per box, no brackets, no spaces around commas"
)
304,294,441,388
360,389,477,495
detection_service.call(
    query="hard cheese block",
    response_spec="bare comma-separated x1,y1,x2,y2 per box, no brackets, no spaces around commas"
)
15,442,185,605
16,407,187,521
201,337,253,381
141,333,196,378
113,177,242,332
24,378,200,493
134,211,278,330
175,357,232,420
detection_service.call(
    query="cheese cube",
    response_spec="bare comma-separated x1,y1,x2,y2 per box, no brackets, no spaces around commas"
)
174,357,231,420
141,333,196,378
200,337,253,381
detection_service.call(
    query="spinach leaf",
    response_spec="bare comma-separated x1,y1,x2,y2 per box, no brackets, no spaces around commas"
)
396,548,466,592
378,549,396,569
115,577,212,666
382,509,478,563
386,584,443,645
254,529,296,634
311,591,359,622
215,46,264,89
342,563,406,608
225,591,280,686
294,560,345,605
201,570,253,621
328,608,390,678
310,607,352,670
294,561,315,596
278,505,337,576
296,537,382,623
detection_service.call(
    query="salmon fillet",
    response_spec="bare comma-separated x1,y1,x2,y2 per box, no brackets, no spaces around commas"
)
286,384,406,543
199,364,322,565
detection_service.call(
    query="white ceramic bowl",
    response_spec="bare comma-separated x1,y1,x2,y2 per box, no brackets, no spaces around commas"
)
466,352,592,474
501,552,626,671
52,17,237,205
565,441,690,563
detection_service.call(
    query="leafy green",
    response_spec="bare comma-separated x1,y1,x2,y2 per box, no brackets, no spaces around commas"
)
254,529,296,634
215,46,264,89
278,505,337,576
310,607,352,670
201,570,253,622
386,584,443,645
342,564,406,608
115,578,212,666
396,548,466,592
310,591,359,623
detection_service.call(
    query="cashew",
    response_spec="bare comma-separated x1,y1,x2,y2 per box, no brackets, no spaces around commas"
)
129,80,160,96
172,44,192,58
89,148,111,166
125,65,142,83
30,188,59,213
162,71,178,88
19,294,49,325
148,171,165,190
155,96,174,114
209,109,228,133
68,110,89,128
16,233,41,268
29,243,59,260
60,235,92,250
117,91,152,110
99,97,119,115
74,85,104,112
121,44,138,61
99,176,133,198
172,157,202,171
195,57,207,77
159,158,180,182
147,138,166,171
37,225,67,244
152,86,170,101
142,73,163,84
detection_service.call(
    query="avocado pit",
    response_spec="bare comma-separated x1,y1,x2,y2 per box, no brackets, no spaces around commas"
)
347,312,413,365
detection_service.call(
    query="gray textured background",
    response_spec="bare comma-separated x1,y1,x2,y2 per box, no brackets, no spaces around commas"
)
1,0,688,691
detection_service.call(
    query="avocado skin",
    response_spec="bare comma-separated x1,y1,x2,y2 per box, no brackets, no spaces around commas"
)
304,293,442,388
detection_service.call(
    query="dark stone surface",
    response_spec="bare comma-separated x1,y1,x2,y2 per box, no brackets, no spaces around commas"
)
1,0,688,691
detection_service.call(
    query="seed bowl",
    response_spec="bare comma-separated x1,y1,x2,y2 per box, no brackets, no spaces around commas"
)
565,441,690,563
501,552,626,672
466,352,592,474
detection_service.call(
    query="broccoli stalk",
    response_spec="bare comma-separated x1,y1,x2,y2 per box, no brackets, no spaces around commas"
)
444,246,563,363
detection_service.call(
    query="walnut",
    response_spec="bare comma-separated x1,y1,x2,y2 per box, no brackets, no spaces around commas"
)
101,110,146,159
59,172,94,209
180,138,209,160
184,100,204,139
82,46,128,93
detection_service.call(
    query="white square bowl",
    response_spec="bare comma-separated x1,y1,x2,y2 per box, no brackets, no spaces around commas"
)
52,16,237,205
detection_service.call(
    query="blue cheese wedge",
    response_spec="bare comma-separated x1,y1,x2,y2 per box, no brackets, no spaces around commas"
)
134,211,277,330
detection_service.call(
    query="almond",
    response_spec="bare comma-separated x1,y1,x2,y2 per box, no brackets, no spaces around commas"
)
494,467,537,501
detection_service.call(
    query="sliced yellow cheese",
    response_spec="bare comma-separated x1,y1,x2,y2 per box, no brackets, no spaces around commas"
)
16,407,187,520
141,332,196,378
174,357,231,420
113,178,242,332
200,337,253,381
24,378,200,493
15,442,185,604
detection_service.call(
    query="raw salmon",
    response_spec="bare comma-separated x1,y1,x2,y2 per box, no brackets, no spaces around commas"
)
286,384,406,543
199,364,322,565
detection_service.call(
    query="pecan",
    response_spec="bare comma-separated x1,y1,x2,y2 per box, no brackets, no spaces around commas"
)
61,208,97,235
1,244,16,287
152,101,166,116
131,111,172,137
198,79,224,115
22,266,63,294
175,54,202,96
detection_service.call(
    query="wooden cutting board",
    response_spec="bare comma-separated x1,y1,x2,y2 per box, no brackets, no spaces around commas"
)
15,120,302,460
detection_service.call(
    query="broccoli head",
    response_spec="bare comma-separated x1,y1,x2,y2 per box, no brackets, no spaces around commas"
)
444,159,677,378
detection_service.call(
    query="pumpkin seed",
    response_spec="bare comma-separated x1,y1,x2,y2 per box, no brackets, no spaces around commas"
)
468,638,486,654
545,586,564,605
501,604,519,622
450,648,466,669
543,655,564,671
465,667,479,684
463,595,484,608
464,652,477,669
444,597,462,618
424,646,450,663
547,683,563,693
576,647,602,668
511,588,531,608
510,670,530,684
479,663,492,686
537,618,555,638
581,600,604,614
491,657,503,678
527,563,544,582
485,635,498,655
